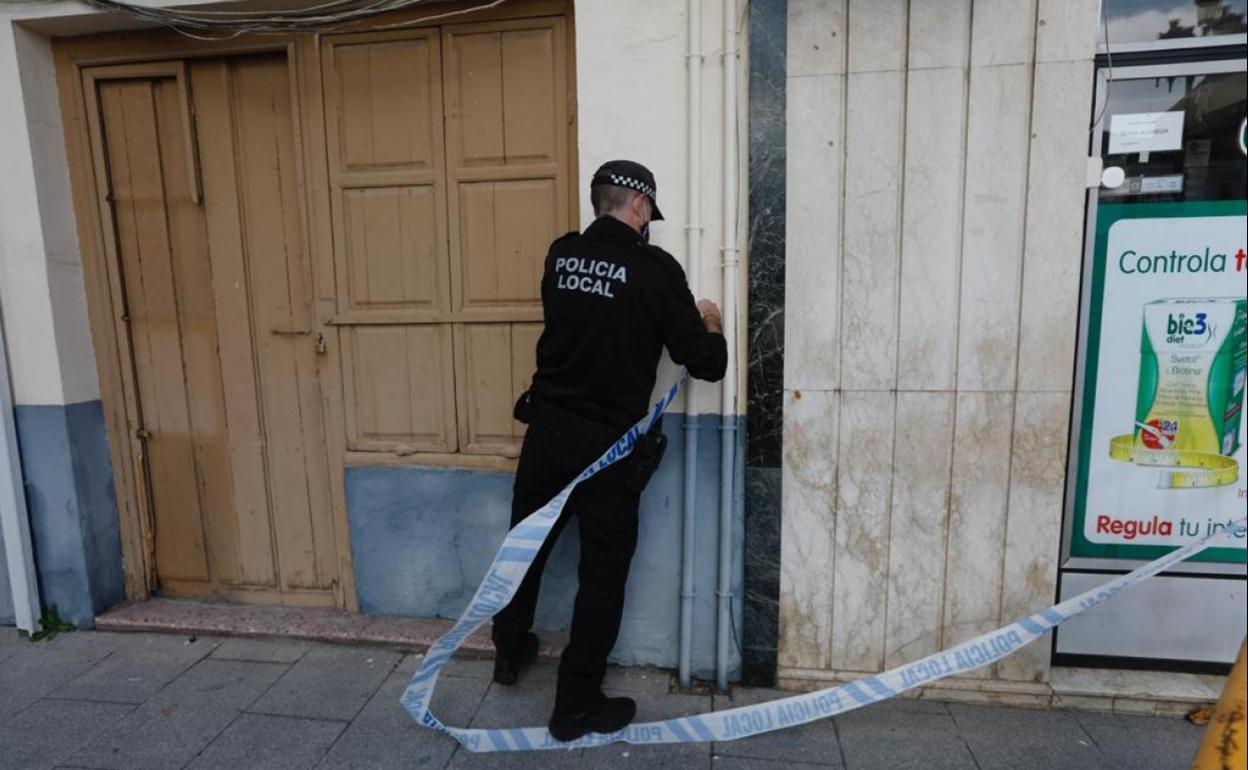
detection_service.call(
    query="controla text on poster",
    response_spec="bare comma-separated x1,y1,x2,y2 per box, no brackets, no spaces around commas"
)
1072,201,1246,563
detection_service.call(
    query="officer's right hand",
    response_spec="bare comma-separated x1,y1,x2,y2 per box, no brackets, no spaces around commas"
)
696,299,723,334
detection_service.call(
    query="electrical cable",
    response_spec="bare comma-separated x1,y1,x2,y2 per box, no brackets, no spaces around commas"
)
0,0,508,38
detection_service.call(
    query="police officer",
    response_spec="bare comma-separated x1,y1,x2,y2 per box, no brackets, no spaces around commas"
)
491,160,728,741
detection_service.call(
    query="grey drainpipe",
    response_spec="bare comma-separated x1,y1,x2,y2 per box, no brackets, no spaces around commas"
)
679,0,705,689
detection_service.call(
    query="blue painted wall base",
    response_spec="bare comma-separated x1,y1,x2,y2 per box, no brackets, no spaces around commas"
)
346,412,746,680
13,400,124,628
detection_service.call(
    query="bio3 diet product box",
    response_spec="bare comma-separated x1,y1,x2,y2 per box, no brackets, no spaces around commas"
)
1134,298,1247,457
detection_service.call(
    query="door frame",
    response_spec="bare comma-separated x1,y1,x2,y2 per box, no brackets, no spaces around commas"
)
52,0,576,608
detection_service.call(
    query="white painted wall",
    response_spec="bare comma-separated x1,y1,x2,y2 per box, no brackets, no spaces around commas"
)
0,22,78,407
0,0,749,416
779,0,1097,694
575,0,747,416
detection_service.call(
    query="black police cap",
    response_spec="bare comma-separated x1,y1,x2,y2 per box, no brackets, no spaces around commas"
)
590,159,664,221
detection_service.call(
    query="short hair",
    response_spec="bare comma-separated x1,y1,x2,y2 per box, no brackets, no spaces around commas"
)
592,184,642,217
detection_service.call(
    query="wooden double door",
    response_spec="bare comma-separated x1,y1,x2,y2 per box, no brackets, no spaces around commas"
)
85,54,339,605
61,0,575,609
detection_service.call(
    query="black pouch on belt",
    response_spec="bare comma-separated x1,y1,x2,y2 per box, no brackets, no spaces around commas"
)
513,390,533,424
624,426,668,494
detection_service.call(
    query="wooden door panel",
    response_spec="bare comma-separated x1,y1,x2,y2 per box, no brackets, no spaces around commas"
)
444,24,560,168
190,60,277,587
443,17,569,319
454,321,542,454
459,179,555,306
343,185,443,311
343,324,457,452
448,31,504,166
499,27,559,165
98,78,211,584
148,76,241,588
229,54,337,593
332,36,441,173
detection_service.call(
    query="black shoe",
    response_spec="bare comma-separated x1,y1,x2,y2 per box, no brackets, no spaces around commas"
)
492,632,539,685
548,696,637,742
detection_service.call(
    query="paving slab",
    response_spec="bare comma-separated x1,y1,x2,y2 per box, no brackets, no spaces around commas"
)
439,655,497,681
0,698,135,770
446,663,583,767
209,637,310,664
602,665,673,697
395,653,422,676
0,625,25,663
836,700,974,770
950,702,1105,770
711,759,831,769
432,656,665,690
249,645,399,722
0,633,115,721
1075,710,1203,770
53,633,215,704
452,659,690,766
186,713,344,769
317,656,489,769
66,659,287,770
468,661,560,731
580,692,713,770
446,744,587,769
711,687,845,767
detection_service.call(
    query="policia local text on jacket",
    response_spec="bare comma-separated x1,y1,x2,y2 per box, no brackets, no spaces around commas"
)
492,212,727,739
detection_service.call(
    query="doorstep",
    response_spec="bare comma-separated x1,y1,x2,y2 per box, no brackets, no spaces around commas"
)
776,665,1222,718
95,598,568,658
1047,665,1225,717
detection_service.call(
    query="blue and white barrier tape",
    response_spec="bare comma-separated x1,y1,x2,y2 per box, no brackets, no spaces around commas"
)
401,372,1247,753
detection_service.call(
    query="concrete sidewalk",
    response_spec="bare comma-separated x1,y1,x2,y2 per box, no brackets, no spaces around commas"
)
0,627,1204,769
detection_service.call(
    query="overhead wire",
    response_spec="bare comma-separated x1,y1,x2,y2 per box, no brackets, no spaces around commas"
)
0,0,509,38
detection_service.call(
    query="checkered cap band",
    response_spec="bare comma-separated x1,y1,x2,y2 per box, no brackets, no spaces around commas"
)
608,174,656,199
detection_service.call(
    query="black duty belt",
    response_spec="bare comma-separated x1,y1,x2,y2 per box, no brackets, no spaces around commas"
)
514,392,623,446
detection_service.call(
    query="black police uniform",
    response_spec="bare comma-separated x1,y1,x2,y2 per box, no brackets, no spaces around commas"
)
492,191,727,717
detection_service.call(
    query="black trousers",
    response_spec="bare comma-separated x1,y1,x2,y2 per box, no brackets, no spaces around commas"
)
491,418,641,712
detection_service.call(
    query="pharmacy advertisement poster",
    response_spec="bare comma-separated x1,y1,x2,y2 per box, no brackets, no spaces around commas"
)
1071,201,1247,563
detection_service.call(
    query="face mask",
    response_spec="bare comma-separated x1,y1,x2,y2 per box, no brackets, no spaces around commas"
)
639,199,652,243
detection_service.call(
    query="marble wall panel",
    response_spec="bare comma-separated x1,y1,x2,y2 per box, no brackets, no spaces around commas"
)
956,63,1033,392
943,390,1015,678
897,66,968,392
841,70,904,391
884,391,956,669
830,390,896,672
779,388,839,670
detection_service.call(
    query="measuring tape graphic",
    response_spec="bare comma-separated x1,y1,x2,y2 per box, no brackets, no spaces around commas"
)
1108,430,1240,488
401,372,1247,752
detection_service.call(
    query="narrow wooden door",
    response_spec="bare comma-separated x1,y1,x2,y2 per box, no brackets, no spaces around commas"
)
86,53,340,606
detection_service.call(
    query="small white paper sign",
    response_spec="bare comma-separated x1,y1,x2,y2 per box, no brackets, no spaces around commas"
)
1108,111,1185,154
